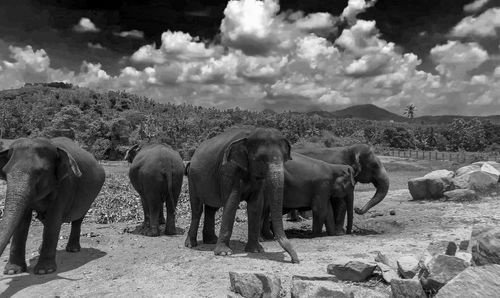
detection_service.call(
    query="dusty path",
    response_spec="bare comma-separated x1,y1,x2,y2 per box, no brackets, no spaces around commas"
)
0,157,499,297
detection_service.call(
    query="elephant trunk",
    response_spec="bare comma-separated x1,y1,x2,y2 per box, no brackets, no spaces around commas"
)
266,162,299,264
0,175,30,257
346,190,354,234
356,167,390,214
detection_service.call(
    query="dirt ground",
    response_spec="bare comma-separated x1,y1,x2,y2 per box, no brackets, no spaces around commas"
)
0,156,499,297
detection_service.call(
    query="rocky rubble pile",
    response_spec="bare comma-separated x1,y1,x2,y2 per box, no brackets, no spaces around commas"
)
228,225,500,297
408,161,500,201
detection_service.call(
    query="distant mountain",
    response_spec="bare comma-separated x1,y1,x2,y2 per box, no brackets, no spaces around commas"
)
305,104,500,124
308,104,407,122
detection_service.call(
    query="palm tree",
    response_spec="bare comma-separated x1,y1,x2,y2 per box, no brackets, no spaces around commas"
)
403,104,417,119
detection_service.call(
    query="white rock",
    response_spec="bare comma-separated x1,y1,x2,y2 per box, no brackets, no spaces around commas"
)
435,265,500,298
229,271,281,298
397,256,420,279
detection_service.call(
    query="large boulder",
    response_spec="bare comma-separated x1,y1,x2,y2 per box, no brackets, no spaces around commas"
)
453,171,498,190
390,278,426,298
420,254,469,292
291,278,388,298
229,271,281,298
408,174,454,200
470,225,500,265
472,161,500,172
424,170,454,179
435,265,500,298
327,260,377,282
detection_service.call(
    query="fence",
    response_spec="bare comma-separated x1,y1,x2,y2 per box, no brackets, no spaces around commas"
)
379,147,500,163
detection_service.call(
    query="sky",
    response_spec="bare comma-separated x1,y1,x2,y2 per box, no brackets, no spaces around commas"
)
0,0,499,116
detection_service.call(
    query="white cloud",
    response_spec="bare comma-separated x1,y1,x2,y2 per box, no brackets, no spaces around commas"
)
463,0,490,13
451,8,500,38
292,12,337,36
114,30,144,39
430,41,488,79
87,42,105,50
341,0,376,25
73,18,100,33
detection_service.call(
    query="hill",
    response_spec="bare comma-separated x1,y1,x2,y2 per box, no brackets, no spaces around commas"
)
308,104,407,122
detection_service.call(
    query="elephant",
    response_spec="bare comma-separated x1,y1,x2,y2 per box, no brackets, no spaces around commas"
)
295,144,389,230
261,152,356,238
0,137,105,275
184,127,299,263
125,143,184,236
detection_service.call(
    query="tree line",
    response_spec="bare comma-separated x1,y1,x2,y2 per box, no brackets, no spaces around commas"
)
0,84,499,160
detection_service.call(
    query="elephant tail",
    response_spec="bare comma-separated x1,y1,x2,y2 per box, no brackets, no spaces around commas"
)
163,168,176,213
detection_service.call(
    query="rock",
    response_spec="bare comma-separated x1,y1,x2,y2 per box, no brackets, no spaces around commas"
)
291,279,388,298
397,256,420,279
389,210,396,215
390,278,426,298
455,164,480,177
427,241,457,256
374,251,392,266
481,163,500,178
229,271,281,298
443,189,479,201
408,175,453,200
376,262,399,283
327,260,377,282
455,252,472,264
421,254,469,292
435,265,500,298
459,240,469,251
453,171,498,191
424,170,454,179
292,274,338,282
470,225,500,265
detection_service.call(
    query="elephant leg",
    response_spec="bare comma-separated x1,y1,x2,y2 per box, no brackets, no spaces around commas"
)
66,216,84,252
214,185,240,256
4,209,32,275
245,191,264,253
144,198,161,237
325,200,336,236
260,207,274,241
288,210,299,221
164,194,177,236
185,182,203,248
333,198,346,236
138,192,150,231
311,209,324,237
203,205,218,244
35,206,63,275
159,208,166,225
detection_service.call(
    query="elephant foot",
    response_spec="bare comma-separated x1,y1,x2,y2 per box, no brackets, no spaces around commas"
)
214,243,233,256
164,225,177,236
333,228,346,236
34,259,57,275
184,237,198,248
203,233,218,244
4,262,27,275
245,242,264,253
66,243,81,252
260,230,274,241
142,226,160,237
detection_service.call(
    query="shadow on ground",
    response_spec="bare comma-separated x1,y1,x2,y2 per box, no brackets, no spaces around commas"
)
0,248,106,297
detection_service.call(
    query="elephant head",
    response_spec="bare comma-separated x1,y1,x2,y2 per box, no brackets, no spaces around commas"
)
0,138,81,257
348,144,389,215
124,144,141,163
223,128,299,263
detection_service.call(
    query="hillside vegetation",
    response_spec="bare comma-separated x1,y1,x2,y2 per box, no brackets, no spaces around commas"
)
0,83,499,160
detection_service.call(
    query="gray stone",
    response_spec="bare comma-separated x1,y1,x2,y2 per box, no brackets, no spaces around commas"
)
390,278,426,298
421,254,469,292
455,252,472,264
397,256,420,279
459,240,469,251
470,225,500,265
455,164,481,177
292,274,338,282
291,279,388,298
435,265,500,298
408,175,453,200
453,171,498,191
376,262,399,283
327,260,376,282
344,286,388,298
443,189,480,202
427,241,457,256
229,271,281,298
424,170,454,179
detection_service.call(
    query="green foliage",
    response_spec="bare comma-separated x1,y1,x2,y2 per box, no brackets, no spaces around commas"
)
0,85,499,160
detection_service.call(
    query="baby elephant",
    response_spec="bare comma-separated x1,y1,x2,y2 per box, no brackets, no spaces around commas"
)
262,152,355,237
125,144,184,236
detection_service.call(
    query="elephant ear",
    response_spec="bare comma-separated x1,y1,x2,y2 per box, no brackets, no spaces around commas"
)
56,148,82,181
222,138,248,172
0,149,10,180
124,144,140,163
346,166,356,188
281,139,292,161
350,151,362,177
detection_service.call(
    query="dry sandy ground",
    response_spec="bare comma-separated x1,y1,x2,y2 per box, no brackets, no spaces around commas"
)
0,157,499,297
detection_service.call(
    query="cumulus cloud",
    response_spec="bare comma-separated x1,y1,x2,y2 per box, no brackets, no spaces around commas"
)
430,41,488,79
451,8,500,38
341,0,376,25
73,18,100,33
114,30,144,39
